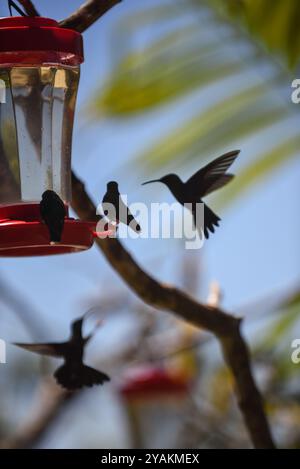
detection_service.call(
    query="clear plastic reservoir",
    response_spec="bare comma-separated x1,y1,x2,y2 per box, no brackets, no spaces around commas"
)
0,64,80,205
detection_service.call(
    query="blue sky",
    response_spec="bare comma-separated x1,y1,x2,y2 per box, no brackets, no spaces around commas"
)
0,0,299,449
0,0,299,343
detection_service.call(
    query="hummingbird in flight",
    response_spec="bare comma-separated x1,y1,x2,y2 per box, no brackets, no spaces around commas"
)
142,150,240,239
102,181,141,233
14,314,110,391
40,190,66,244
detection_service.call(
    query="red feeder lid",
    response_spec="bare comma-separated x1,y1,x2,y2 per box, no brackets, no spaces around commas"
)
0,17,83,66
120,366,190,399
0,204,111,257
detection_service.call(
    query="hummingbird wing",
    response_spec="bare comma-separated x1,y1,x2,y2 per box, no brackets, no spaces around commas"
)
203,174,234,196
14,342,68,357
119,198,141,232
81,317,104,346
186,150,240,197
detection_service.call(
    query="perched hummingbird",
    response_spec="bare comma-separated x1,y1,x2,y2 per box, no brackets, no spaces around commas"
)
40,190,66,243
14,315,110,391
142,150,240,239
102,181,141,232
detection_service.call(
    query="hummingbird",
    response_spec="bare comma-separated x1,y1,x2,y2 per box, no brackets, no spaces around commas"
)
142,150,240,239
14,315,110,391
40,190,66,243
102,181,141,233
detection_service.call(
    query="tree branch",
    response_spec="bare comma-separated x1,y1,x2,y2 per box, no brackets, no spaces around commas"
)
12,0,275,449
71,171,275,449
17,0,121,32
0,380,71,449
17,0,39,16
59,0,122,32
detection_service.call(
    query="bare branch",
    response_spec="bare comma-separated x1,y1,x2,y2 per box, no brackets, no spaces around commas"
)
3,0,275,449
17,0,39,16
17,0,120,31
0,380,71,449
59,0,122,33
71,170,275,449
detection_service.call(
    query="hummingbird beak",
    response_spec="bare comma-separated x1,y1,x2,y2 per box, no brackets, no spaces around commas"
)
142,179,161,186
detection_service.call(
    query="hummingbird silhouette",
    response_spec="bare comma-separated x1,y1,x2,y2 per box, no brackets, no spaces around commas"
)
14,315,110,391
40,190,66,243
102,181,141,233
142,150,240,239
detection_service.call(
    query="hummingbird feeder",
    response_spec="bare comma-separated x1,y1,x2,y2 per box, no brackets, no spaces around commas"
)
120,366,192,448
0,17,99,256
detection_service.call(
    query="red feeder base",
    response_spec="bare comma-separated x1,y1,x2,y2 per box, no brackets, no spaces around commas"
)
0,203,105,257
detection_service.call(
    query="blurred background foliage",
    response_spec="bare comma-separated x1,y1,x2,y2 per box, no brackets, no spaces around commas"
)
217,0,300,69
89,0,299,208
84,0,300,447
0,0,300,449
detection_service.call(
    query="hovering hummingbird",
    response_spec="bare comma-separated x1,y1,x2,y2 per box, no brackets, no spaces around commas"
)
40,190,66,243
14,314,110,391
142,150,240,239
102,181,141,233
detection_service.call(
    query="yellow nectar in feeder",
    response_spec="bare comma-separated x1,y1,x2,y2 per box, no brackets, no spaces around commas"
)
0,17,103,256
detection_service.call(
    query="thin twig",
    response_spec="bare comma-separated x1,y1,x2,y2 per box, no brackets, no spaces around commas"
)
59,0,122,32
0,380,73,449
17,0,121,32
71,171,275,449
17,0,39,16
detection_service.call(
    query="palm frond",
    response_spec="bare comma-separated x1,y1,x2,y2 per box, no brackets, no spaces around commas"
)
87,0,300,207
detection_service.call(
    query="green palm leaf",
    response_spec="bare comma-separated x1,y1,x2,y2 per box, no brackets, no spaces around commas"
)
88,0,300,207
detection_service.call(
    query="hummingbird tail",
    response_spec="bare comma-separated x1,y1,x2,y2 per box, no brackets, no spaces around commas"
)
203,204,221,239
49,226,63,243
54,364,110,390
82,365,110,387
